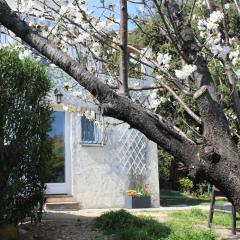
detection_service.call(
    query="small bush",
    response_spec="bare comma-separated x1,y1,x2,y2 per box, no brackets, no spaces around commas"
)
179,177,194,193
94,210,170,240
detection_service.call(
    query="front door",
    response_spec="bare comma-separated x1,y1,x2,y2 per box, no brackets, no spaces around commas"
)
46,111,70,194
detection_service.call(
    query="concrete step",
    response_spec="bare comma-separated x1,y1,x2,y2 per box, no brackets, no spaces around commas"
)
46,195,76,203
45,195,79,210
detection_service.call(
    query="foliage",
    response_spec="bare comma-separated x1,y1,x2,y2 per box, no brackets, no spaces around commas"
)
0,48,52,225
158,148,174,189
179,177,194,193
94,209,217,240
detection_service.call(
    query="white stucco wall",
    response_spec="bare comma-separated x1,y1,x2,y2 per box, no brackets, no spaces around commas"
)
69,112,160,208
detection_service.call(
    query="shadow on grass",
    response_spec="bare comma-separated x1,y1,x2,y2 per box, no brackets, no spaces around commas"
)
160,189,219,206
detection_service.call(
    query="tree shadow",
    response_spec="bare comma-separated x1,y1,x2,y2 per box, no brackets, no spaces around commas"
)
160,189,211,206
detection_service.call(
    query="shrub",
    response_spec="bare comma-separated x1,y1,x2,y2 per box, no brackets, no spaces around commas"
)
179,177,194,193
94,210,170,240
0,48,52,225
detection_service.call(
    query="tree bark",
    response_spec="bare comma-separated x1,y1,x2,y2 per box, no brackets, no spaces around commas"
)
119,0,129,96
1,0,240,210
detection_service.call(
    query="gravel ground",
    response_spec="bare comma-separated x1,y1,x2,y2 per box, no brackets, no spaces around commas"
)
19,213,113,240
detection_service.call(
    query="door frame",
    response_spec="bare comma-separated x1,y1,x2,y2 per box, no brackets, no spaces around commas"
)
46,110,72,195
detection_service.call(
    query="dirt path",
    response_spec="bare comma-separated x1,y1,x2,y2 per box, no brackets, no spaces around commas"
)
19,212,113,240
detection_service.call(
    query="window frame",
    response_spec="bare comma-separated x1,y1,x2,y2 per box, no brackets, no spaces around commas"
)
80,112,104,146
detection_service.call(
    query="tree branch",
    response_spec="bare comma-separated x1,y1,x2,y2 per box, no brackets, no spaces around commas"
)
0,0,196,163
119,0,129,96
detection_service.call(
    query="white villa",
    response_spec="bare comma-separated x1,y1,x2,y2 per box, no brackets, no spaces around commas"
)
3,0,160,209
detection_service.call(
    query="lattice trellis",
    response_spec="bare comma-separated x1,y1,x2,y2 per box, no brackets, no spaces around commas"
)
115,125,148,175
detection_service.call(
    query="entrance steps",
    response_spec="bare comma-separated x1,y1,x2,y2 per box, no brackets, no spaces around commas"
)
45,195,79,211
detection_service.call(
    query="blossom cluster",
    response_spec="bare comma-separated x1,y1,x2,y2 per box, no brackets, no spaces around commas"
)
157,52,172,69
197,8,240,78
197,10,230,60
229,47,240,78
175,64,197,79
198,10,224,32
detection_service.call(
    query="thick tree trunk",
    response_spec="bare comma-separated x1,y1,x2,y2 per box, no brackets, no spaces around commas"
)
1,0,240,210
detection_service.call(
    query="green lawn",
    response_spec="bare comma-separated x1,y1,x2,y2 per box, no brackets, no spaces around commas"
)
94,209,232,240
170,209,232,228
160,189,226,206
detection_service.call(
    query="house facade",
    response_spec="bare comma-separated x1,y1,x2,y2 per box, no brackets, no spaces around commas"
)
46,68,160,208
2,0,160,208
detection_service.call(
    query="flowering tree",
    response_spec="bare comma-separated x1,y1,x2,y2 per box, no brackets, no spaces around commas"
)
1,0,240,209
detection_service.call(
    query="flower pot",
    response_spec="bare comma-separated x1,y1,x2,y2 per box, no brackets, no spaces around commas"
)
125,195,151,209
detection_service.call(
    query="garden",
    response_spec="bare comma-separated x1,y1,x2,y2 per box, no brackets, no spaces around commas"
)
1,0,240,239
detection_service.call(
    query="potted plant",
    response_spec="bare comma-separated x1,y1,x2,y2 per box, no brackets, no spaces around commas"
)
125,183,151,208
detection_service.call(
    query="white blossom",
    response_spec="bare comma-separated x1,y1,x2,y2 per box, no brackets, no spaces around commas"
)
198,19,207,31
19,49,32,60
157,52,172,66
209,11,224,24
175,64,197,79
198,11,224,32
64,82,70,88
85,110,95,121
159,97,167,103
72,91,82,97
217,45,230,59
224,3,230,9
220,45,230,58
130,58,137,64
235,69,240,79
229,50,240,60
19,0,34,12
59,5,69,16
150,89,158,99
63,105,69,111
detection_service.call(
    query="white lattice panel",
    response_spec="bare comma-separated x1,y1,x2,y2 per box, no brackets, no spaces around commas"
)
113,124,148,175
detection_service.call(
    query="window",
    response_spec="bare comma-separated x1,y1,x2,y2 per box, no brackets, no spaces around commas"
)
81,113,104,145
47,111,65,183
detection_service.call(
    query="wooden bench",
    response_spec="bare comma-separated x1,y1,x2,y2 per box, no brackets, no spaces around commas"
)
208,186,239,235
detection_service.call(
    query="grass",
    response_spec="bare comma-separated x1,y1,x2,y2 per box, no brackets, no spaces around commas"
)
160,189,227,206
170,208,232,228
94,209,219,240
160,189,186,197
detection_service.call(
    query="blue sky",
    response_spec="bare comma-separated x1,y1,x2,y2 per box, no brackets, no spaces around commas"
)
87,0,145,30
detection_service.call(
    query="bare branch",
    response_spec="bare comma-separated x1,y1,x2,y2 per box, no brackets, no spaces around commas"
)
119,0,129,96
188,0,197,25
